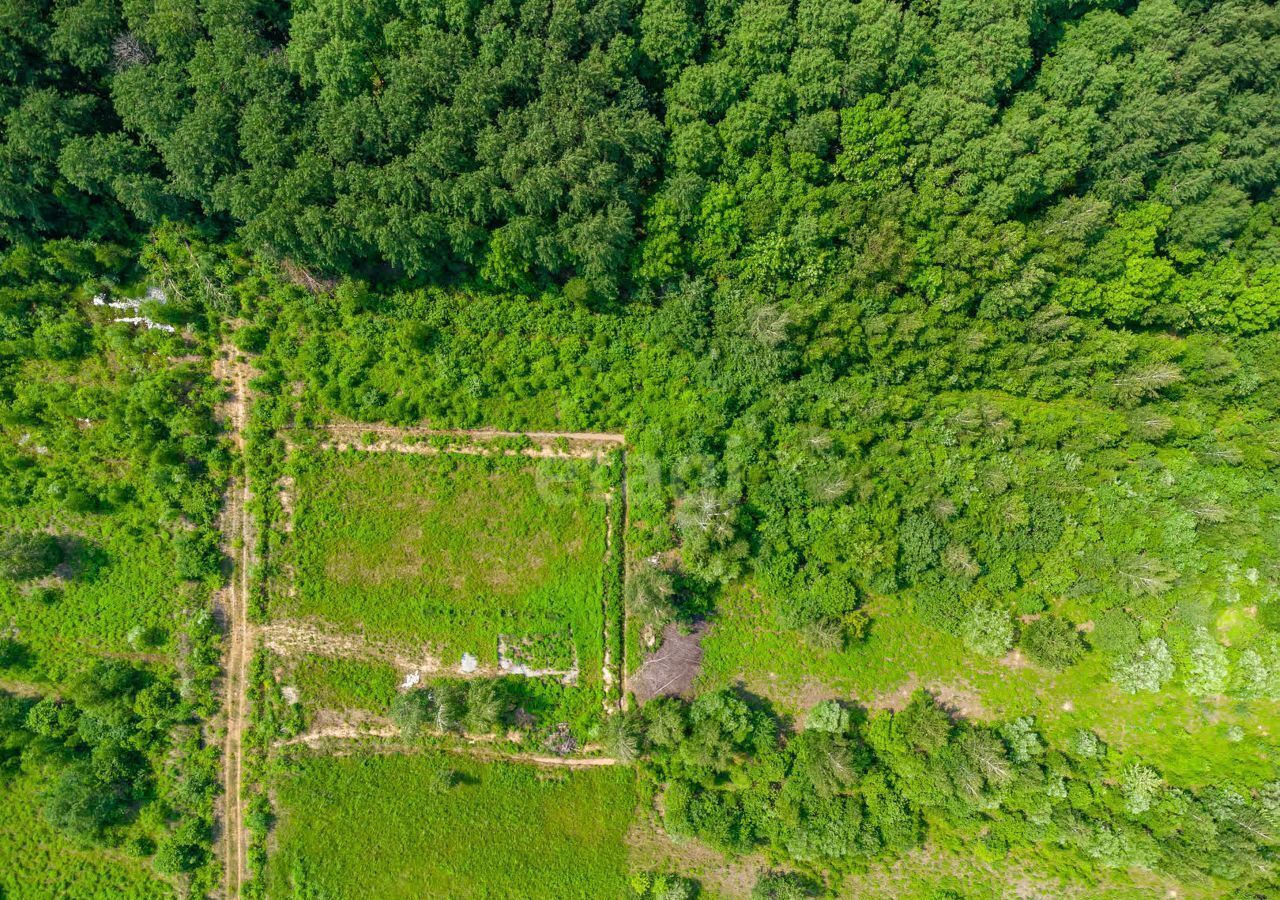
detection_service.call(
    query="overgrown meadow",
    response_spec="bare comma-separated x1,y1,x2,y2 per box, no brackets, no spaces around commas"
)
284,449,609,676
266,752,636,899
0,244,229,895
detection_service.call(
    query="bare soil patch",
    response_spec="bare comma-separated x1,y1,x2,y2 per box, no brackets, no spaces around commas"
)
307,423,622,461
998,648,1032,669
630,622,708,703
869,674,993,720
276,708,399,748
0,679,46,698
260,619,451,674
261,618,581,684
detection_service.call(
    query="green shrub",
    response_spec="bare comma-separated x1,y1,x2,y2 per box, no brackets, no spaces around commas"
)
0,531,63,580
1020,616,1085,669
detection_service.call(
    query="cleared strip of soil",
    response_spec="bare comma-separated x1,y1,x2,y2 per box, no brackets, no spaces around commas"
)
261,620,578,683
290,423,623,461
213,345,253,899
0,679,46,698
274,725,619,768
318,423,623,444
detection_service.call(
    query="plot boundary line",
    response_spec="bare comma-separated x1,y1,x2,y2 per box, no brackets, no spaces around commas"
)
274,421,629,707
232,419,630,894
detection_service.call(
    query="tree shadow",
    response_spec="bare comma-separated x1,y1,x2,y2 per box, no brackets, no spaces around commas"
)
0,637,34,671
55,536,108,582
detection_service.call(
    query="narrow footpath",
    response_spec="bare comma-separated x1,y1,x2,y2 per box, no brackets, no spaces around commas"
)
213,344,252,899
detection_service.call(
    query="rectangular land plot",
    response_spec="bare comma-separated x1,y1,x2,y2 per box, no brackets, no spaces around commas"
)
283,449,610,679
266,752,634,899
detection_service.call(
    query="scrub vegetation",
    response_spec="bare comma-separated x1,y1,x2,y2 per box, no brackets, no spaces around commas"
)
4,0,1280,896
0,246,228,893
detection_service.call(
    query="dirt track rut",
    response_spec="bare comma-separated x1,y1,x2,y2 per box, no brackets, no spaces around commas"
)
214,345,252,899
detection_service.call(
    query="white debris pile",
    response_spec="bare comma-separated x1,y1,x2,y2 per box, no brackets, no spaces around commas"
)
93,287,175,332
112,316,176,333
93,294,139,310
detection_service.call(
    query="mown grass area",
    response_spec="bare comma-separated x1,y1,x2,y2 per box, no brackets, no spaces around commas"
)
284,450,608,677
0,768,172,900
700,584,1280,789
266,752,635,899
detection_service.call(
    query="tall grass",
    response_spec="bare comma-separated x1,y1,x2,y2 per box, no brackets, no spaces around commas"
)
0,768,171,899
284,451,607,678
267,752,635,899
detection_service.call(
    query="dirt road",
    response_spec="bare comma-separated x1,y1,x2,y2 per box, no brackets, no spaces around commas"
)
273,727,620,767
319,423,624,444
213,345,253,899
300,423,623,460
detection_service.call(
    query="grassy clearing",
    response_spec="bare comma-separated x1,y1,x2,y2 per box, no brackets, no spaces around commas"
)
700,584,1280,788
832,840,1191,900
284,450,607,677
0,768,171,900
0,505,195,683
266,752,635,899
627,815,1182,900
277,653,401,717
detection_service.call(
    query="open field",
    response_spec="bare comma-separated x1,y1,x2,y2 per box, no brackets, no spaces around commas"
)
265,751,635,898
240,427,632,895
281,450,609,678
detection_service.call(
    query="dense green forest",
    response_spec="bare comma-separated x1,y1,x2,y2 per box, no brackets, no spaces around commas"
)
3,0,1280,896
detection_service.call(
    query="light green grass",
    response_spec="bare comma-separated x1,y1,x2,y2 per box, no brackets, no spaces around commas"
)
265,752,635,899
0,769,171,900
285,451,607,677
831,839,1195,900
700,584,1280,788
0,507,189,683
280,653,401,715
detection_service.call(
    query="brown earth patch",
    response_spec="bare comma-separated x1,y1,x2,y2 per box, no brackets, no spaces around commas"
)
998,648,1032,669
631,622,709,703
276,708,399,748
626,810,776,899
869,674,992,720
0,679,46,698
259,619,453,675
